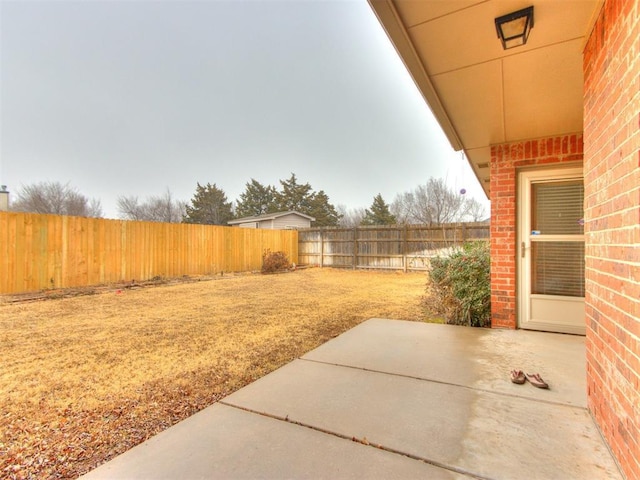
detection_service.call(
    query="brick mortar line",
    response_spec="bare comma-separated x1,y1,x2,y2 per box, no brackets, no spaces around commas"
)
586,208,640,219
586,293,639,316
586,277,640,293
586,249,640,256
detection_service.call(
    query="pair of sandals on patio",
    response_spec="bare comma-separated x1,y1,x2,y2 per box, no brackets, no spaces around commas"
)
510,370,549,389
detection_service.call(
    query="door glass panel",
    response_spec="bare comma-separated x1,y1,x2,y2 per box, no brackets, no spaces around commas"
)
531,242,585,297
532,181,584,234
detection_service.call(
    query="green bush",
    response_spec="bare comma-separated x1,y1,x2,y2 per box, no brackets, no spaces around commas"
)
261,249,292,274
425,242,490,327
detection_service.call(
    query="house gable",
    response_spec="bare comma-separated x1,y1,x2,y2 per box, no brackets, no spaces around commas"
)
228,211,314,230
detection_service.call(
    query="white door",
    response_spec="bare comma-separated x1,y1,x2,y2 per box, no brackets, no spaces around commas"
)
518,168,585,335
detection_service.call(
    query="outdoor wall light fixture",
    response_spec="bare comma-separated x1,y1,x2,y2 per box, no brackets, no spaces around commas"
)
495,6,534,50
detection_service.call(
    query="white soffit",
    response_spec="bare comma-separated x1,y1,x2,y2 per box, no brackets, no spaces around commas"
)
368,0,602,196
430,60,505,149
503,39,585,141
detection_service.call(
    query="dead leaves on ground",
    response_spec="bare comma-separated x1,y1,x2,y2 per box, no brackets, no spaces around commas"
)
3,371,230,480
0,269,427,479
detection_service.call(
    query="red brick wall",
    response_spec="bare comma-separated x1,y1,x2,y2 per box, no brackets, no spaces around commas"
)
583,0,640,478
489,135,583,329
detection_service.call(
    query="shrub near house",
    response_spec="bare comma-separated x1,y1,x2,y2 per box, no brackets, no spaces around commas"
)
425,242,490,327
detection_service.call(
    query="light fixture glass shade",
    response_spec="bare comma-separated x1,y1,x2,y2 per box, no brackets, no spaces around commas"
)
495,6,534,50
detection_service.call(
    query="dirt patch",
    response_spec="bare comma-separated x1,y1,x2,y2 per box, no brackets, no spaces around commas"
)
0,268,429,479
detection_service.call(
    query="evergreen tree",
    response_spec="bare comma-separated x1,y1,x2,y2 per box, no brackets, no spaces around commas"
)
183,182,233,225
361,193,396,225
308,190,341,227
269,173,341,226
235,179,277,218
274,173,314,212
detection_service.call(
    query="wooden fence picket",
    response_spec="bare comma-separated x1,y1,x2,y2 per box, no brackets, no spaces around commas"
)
0,212,298,294
298,223,489,272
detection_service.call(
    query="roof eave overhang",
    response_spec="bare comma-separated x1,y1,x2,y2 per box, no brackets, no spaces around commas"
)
368,0,463,152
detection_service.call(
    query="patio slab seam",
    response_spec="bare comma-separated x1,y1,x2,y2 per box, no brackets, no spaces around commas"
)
298,357,589,411
80,320,622,480
218,400,488,480
221,357,603,480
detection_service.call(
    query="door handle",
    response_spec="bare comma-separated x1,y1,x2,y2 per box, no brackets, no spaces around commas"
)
521,241,527,258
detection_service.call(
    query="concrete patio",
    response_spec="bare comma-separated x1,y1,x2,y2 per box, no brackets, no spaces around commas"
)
82,319,622,479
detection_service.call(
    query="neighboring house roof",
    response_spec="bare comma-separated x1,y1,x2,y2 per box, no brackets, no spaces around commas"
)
227,211,315,225
367,0,600,197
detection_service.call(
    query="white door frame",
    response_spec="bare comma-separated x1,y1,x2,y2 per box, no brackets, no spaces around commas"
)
517,166,586,335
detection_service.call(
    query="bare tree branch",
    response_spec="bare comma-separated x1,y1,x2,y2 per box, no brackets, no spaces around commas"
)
10,181,102,217
337,205,366,228
391,177,482,225
117,189,186,222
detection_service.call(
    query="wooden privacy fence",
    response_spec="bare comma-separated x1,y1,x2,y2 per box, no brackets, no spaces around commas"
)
298,223,489,272
0,212,298,294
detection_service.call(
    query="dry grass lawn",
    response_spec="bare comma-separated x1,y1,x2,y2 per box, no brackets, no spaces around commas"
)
0,268,429,479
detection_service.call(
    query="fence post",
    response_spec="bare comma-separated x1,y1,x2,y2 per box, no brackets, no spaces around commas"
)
402,225,408,273
320,228,324,268
352,227,358,270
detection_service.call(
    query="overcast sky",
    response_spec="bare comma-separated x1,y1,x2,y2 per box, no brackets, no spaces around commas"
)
1,0,488,219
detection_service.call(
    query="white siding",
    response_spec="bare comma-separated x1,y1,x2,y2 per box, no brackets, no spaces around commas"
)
256,220,275,229
0,191,8,211
229,212,313,229
272,214,311,230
